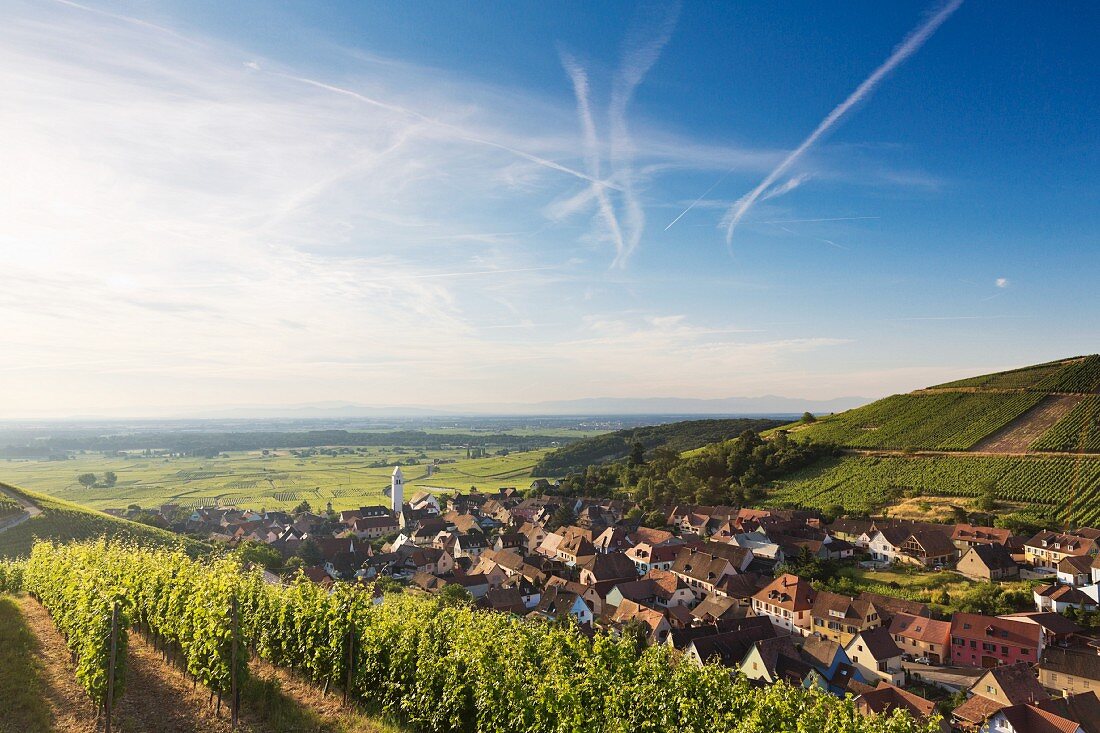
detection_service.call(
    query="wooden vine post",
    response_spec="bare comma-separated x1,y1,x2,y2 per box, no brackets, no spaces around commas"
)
344,621,355,704
105,601,119,733
230,595,239,729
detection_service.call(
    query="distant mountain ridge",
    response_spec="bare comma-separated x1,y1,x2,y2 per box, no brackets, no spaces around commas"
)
167,395,869,420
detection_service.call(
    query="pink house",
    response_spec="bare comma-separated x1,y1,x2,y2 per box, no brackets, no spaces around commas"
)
948,613,1042,668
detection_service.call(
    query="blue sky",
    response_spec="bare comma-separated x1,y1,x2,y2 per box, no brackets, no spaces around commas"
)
0,0,1096,416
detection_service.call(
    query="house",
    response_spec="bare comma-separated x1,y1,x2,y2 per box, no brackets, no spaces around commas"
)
1035,584,1099,614
844,626,904,686
739,636,814,686
452,533,490,560
610,599,671,644
1002,612,1084,649
691,593,748,623
625,542,682,574
1035,692,1100,733
604,570,695,609
671,547,742,595
950,613,1043,668
1059,555,1094,587
664,615,775,651
854,682,945,733
577,552,639,588
446,574,490,599
799,635,863,696
985,703,1083,733
828,518,875,546
1025,530,1098,570
347,514,400,540
593,526,632,553
958,544,1020,582
557,531,597,565
729,531,785,563
952,524,1015,552
952,662,1050,729
889,612,952,664
751,573,816,635
531,586,593,624
684,628,770,668
809,590,883,645
868,527,957,567
1039,647,1100,696
855,592,931,624
544,577,603,616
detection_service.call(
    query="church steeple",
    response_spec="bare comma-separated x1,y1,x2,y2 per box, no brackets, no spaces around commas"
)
391,466,404,514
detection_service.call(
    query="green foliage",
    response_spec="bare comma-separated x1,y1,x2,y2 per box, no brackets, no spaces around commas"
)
22,540,937,733
931,355,1100,392
78,472,98,488
788,392,1044,451
0,497,21,519
292,499,313,514
533,418,786,476
0,484,208,560
801,412,817,424
234,540,283,571
1032,396,1100,453
559,430,834,510
767,455,1100,524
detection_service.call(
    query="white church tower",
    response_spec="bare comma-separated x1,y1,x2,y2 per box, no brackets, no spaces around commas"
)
391,466,404,514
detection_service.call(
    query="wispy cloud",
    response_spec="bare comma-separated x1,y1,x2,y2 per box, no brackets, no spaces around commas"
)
719,0,963,246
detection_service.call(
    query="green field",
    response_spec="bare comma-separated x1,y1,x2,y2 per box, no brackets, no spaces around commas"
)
932,354,1100,392
1031,395,1100,453
0,447,552,512
766,453,1100,522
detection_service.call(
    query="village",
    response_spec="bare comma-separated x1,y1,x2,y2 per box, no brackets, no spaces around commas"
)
115,466,1100,733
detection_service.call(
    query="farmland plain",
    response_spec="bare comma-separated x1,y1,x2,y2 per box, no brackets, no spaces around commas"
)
0,446,553,512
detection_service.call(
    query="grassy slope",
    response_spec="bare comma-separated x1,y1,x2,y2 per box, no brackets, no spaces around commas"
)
0,595,52,733
0,484,208,559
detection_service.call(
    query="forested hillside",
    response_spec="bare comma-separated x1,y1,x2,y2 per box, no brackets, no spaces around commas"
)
532,418,786,475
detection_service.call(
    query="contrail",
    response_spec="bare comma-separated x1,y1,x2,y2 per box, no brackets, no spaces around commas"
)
716,0,963,246
276,73,617,189
560,52,626,260
609,0,681,267
756,216,879,224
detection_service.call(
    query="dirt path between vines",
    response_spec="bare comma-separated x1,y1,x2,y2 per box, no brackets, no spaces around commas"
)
970,393,1085,453
16,595,398,733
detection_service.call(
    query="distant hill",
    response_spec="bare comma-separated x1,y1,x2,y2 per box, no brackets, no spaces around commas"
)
532,418,786,475
781,355,1100,454
0,484,207,559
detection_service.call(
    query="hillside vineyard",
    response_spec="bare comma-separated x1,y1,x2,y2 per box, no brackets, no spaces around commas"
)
6,540,938,733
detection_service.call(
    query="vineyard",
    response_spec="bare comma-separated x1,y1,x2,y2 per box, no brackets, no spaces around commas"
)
1,540,938,733
787,392,1043,450
931,354,1100,392
766,454,1100,524
1031,396,1100,453
0,484,207,560
0,496,21,519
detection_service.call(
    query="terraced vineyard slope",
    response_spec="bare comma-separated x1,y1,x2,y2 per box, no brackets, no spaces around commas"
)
785,355,1100,454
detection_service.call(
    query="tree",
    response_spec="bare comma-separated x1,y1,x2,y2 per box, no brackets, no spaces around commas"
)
975,480,997,512
801,412,816,423
292,500,313,515
628,441,646,467
103,471,117,487
549,504,576,531
77,473,98,488
438,583,474,607
295,538,323,566
234,540,283,571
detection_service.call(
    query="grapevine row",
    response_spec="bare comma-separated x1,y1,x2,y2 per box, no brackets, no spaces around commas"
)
4,540,938,733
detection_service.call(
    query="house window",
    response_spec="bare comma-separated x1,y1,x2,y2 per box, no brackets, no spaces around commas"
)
987,685,996,694
1001,646,1008,654
1050,674,1058,683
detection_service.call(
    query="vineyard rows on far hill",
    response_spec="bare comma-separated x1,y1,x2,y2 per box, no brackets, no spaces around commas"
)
933,354,1100,392
1031,396,1100,453
767,454,1100,524
1,541,936,733
792,392,1043,450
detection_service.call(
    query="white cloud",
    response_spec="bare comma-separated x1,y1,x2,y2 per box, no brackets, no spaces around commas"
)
995,277,1009,288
